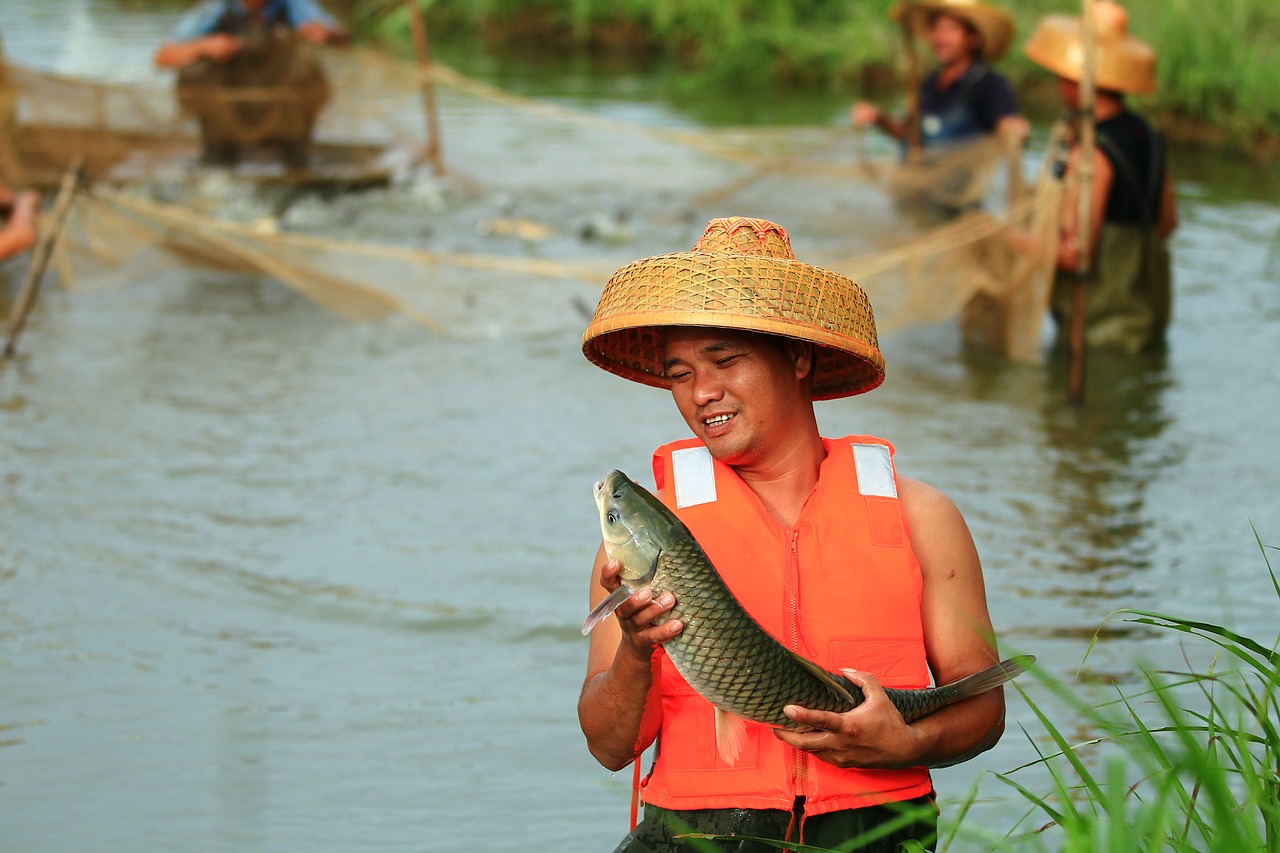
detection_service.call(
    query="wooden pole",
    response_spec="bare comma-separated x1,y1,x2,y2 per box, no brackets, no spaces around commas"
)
898,1,924,165
406,0,445,177
1068,0,1097,406
0,47,29,187
3,159,81,358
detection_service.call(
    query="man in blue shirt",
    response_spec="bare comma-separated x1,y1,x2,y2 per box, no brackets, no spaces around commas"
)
853,0,1027,155
155,0,349,167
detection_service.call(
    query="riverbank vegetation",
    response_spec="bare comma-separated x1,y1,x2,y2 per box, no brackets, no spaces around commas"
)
984,539,1280,850
348,0,1280,157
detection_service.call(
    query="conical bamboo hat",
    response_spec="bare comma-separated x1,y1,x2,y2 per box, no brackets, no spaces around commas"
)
582,217,885,401
893,0,1016,62
1024,1,1156,94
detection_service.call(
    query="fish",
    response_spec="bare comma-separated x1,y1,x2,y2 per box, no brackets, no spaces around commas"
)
582,469,1034,764
475,217,554,241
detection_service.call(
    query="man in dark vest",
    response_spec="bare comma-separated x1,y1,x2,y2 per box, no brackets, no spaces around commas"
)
1023,1,1178,353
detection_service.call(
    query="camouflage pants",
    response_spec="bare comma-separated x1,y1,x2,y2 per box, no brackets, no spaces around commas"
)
612,797,937,852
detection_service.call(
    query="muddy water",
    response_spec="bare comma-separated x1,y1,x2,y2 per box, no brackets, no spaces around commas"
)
3,3,1279,851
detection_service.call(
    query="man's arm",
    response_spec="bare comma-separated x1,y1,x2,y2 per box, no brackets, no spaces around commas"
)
773,476,1005,769
154,0,238,68
578,545,683,771
1055,146,1114,272
154,33,243,69
851,101,909,142
0,190,40,263
995,114,1030,147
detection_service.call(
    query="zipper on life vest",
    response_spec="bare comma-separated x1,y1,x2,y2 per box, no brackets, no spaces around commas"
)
785,527,806,799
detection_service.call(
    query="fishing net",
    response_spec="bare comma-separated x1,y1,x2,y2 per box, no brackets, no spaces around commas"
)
2,42,1064,361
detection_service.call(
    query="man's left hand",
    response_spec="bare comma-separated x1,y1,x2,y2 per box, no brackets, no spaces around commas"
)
771,669,924,770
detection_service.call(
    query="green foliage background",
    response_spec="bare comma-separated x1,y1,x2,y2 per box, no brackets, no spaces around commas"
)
345,0,1280,148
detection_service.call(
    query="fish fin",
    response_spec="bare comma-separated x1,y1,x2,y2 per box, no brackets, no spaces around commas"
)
788,650,857,705
890,655,1037,723
714,708,749,766
948,656,1036,699
580,586,632,635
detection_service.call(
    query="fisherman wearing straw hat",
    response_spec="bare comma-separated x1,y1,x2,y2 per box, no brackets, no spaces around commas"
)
853,0,1029,157
155,0,349,168
579,217,1010,851
1023,1,1177,353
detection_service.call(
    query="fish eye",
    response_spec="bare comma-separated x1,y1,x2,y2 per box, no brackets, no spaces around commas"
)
606,511,618,524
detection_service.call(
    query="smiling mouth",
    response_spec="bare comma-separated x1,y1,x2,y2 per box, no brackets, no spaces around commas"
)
703,414,734,427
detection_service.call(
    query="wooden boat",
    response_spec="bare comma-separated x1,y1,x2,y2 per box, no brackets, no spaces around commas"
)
2,53,414,192
10,121,408,192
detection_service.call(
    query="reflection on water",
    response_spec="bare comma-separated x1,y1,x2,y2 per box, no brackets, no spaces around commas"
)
1039,349,1178,578
4,2,1280,851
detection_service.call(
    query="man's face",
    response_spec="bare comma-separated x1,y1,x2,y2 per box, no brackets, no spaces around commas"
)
929,14,981,66
1057,76,1081,109
662,327,812,468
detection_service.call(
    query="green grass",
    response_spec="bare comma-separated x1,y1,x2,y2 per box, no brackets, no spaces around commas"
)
346,0,1280,151
986,528,1280,851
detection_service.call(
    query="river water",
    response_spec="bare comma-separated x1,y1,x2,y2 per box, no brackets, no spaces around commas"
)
2,2,1279,851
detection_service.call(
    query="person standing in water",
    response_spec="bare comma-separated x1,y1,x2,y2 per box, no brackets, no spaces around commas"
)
852,0,1029,163
155,0,349,168
1023,1,1177,353
578,216,1011,851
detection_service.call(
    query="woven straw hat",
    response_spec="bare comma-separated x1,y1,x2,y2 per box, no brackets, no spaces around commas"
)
1023,1,1156,94
893,0,1016,62
581,217,885,401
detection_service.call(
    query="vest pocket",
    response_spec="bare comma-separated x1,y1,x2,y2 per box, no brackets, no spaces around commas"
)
864,496,905,547
828,637,929,689
658,694,762,782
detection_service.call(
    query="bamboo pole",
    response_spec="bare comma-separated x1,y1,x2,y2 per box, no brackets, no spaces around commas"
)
3,159,81,358
898,1,924,165
406,0,445,177
1068,0,1098,406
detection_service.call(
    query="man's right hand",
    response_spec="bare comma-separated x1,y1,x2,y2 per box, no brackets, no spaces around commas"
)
599,558,683,657
199,33,243,62
851,101,881,129
580,553,678,771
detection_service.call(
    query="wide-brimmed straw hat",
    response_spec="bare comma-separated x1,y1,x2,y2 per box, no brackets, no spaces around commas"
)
1023,1,1156,94
581,217,885,401
893,0,1016,62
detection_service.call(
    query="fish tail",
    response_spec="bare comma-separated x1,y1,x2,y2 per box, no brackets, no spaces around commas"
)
889,655,1035,723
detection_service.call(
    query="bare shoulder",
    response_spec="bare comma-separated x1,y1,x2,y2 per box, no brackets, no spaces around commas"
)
897,476,981,580
899,478,996,681
898,476,966,528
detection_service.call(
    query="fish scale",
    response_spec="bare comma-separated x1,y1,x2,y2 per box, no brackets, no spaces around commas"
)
653,542,857,728
587,469,1033,735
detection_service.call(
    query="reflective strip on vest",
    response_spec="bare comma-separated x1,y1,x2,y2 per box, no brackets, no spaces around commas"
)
852,443,897,498
672,446,716,508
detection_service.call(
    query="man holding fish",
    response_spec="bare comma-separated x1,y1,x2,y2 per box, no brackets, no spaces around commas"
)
578,216,1027,851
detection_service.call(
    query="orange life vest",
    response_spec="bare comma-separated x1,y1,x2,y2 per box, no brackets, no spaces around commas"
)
640,435,933,816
